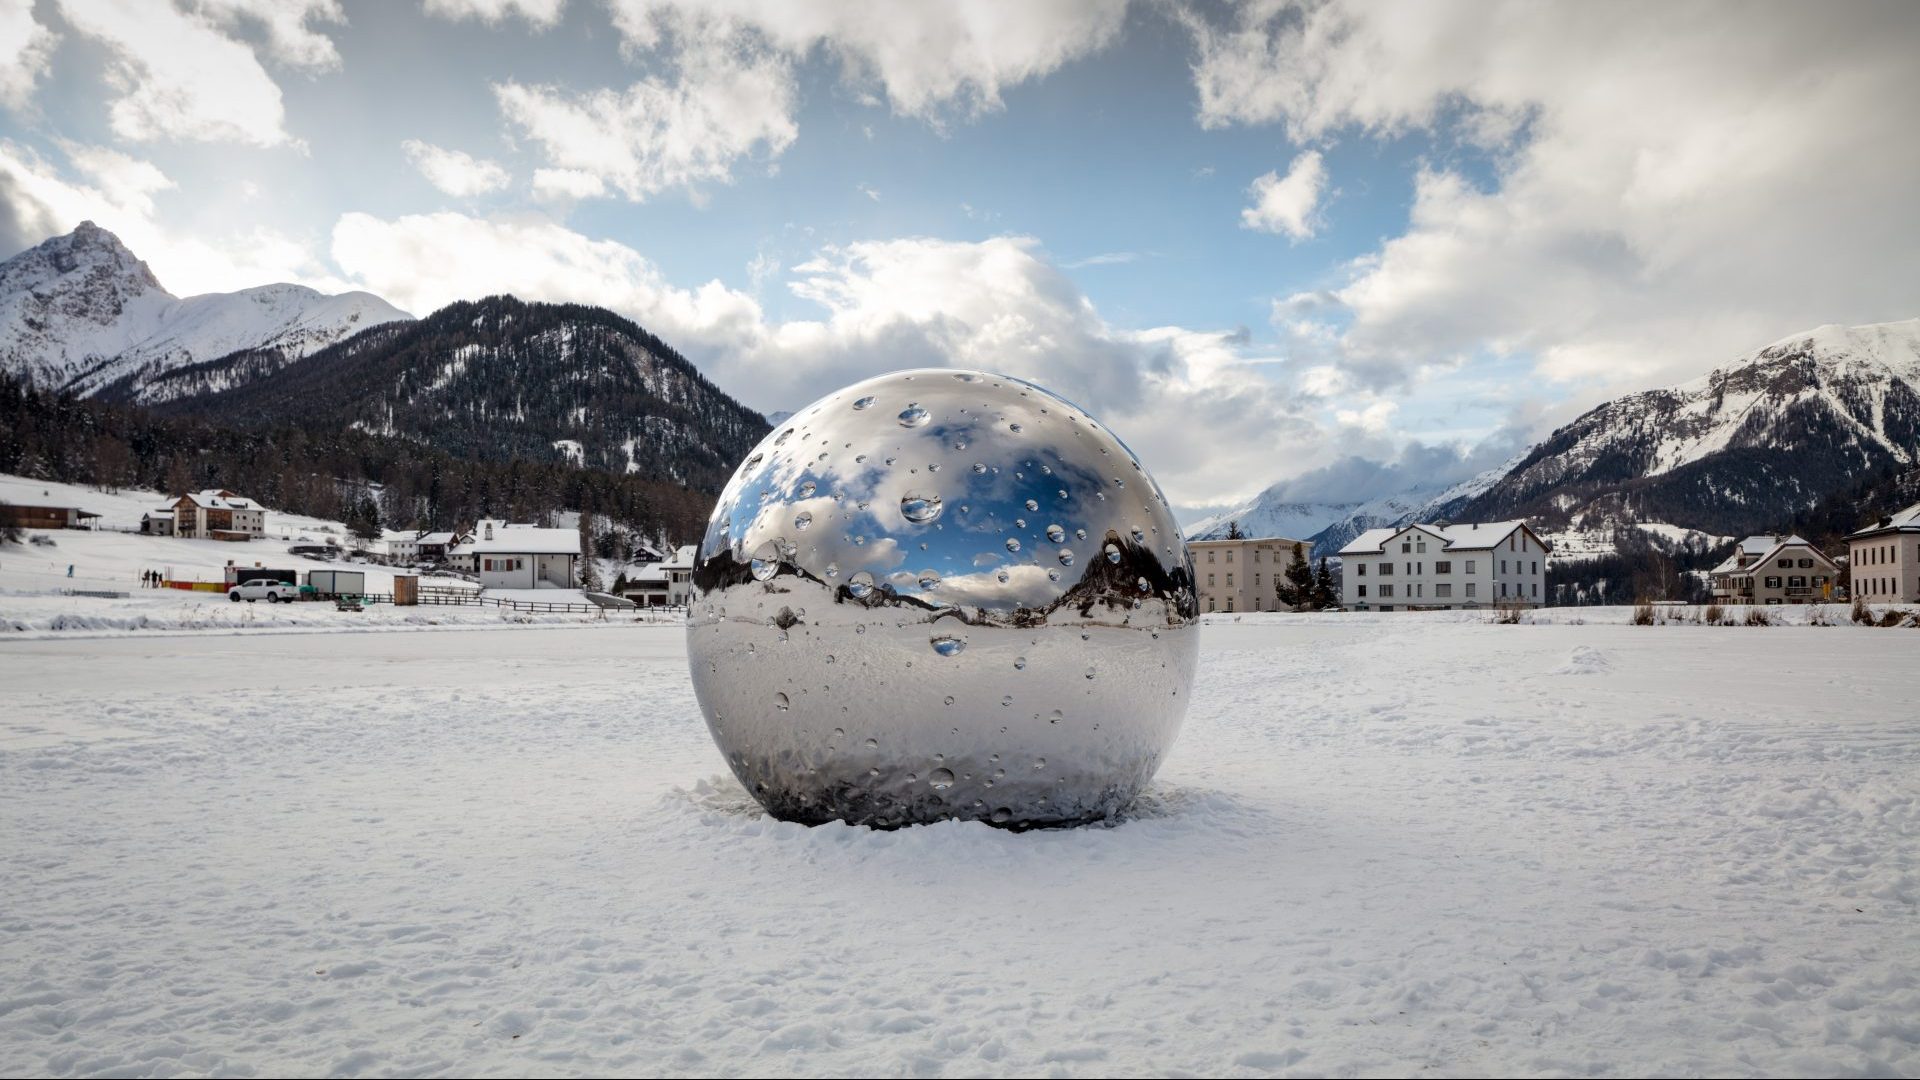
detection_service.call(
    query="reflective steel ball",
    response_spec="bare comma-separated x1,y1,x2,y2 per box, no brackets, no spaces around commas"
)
687,369,1199,828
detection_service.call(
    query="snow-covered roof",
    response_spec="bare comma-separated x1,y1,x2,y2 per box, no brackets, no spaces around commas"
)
1847,500,1920,537
464,519,579,556
175,489,259,511
1337,520,1537,555
1708,535,1835,577
380,529,419,543
660,544,696,570
629,563,669,583
417,531,456,545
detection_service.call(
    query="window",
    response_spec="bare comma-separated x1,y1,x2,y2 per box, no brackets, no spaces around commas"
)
1532,560,1538,574
1465,583,1476,597
1358,584,1367,597
1226,551,1234,563
1465,560,1476,574
1207,573,1215,586
1778,559,1791,569
1435,561,1452,573
1356,563,1367,576
1501,560,1508,573
1789,576,1806,587
1379,584,1394,597
1764,576,1781,588
1500,582,1508,597
1207,551,1215,563
1798,558,1812,568
1416,542,1427,553
1402,542,1411,553
1436,583,1452,598
1254,573,1261,587
1531,582,1538,597
1814,575,1828,585
1226,573,1234,587
1208,597,1216,611
1226,599,1234,611
1379,563,1393,575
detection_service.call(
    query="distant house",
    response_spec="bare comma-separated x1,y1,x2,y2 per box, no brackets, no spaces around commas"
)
0,504,100,530
415,529,462,564
1708,534,1838,605
466,518,580,590
660,544,696,606
172,489,264,540
617,562,673,607
1845,502,1920,604
1190,535,1311,613
1340,521,1549,610
141,509,175,535
381,529,421,565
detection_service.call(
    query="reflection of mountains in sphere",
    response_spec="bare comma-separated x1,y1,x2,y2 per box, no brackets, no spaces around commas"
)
687,369,1200,829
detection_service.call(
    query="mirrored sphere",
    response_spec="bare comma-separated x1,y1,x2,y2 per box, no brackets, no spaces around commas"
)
688,369,1200,828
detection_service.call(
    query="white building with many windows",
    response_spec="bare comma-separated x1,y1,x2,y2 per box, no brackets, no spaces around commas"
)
1845,501,1920,604
1339,521,1549,610
1191,535,1311,613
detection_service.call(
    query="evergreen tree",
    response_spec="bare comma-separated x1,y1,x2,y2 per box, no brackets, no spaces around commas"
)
1311,557,1336,609
1274,542,1315,610
1225,519,1245,540
577,508,601,590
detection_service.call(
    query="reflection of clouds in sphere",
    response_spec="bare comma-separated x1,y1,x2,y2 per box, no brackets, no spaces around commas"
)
687,369,1200,829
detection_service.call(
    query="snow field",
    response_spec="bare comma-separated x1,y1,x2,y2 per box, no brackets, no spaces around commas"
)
1,618,1917,1077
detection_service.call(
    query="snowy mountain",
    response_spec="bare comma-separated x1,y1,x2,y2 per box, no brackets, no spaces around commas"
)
0,222,412,400
155,295,771,490
1450,318,1920,538
1193,318,1919,559
1186,453,1517,556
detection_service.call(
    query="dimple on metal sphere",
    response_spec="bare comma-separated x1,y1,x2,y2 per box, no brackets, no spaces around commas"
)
687,369,1200,828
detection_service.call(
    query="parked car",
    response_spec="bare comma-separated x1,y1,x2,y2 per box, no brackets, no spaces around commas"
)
228,578,297,603
28,534,55,547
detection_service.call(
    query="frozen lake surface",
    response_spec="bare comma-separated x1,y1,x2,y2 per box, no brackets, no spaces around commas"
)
1,615,1916,1077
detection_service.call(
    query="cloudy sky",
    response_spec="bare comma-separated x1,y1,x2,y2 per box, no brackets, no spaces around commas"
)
3,0,1917,513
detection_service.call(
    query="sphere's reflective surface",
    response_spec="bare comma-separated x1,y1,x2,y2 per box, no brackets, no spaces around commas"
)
688,369,1199,828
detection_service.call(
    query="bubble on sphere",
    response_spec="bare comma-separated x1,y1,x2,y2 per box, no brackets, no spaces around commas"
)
687,368,1200,829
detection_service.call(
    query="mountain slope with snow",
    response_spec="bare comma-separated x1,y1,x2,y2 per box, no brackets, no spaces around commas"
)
154,295,771,490
1453,319,1920,537
0,222,412,400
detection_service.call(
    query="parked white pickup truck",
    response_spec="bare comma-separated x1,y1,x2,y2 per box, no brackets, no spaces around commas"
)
228,578,297,603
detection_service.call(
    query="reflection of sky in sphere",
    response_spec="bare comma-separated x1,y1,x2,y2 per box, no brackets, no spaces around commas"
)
704,369,1187,619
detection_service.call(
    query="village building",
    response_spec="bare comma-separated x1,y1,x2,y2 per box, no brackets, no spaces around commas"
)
1845,501,1920,604
1339,521,1549,611
381,529,422,565
415,530,462,564
463,518,580,590
1190,535,1312,613
140,509,175,535
0,504,100,530
1708,534,1839,605
171,490,265,540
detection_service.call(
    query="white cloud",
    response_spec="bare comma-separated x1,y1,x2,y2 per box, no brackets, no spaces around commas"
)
54,0,343,147
193,0,345,72
401,139,511,197
495,24,797,202
530,167,606,202
1189,1,1920,401
0,0,58,110
856,182,880,201
1240,150,1324,240
422,0,565,28
0,139,347,293
326,210,1328,503
606,0,1129,121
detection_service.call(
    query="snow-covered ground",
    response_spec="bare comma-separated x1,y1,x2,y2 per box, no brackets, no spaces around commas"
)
0,476,639,636
2,614,1916,1077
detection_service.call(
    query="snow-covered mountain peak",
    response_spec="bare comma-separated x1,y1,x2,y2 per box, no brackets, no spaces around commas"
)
0,223,413,398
